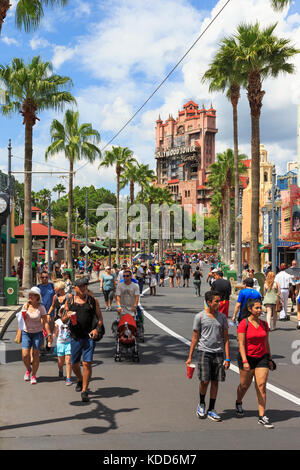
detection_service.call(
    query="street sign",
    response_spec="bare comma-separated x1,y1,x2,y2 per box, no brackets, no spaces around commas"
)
82,245,91,254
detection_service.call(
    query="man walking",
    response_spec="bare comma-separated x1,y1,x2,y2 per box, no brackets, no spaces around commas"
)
211,271,231,318
62,277,103,402
182,261,192,288
275,264,293,321
186,291,230,422
116,269,140,317
232,278,261,324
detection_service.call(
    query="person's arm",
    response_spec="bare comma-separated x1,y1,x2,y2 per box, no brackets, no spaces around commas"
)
232,301,241,323
223,327,230,369
41,313,52,344
89,298,103,339
47,296,56,319
100,275,103,292
186,330,200,365
237,331,250,371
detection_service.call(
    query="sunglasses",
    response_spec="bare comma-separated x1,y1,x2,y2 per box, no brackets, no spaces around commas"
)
124,274,131,278
41,276,48,279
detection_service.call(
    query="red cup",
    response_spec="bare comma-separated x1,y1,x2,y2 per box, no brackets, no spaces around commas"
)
70,312,77,326
186,363,196,379
22,310,27,321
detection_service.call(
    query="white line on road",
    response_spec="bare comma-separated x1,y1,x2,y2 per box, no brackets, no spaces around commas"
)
140,289,300,407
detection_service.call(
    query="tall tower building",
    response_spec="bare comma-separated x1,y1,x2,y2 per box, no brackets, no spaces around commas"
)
155,101,218,214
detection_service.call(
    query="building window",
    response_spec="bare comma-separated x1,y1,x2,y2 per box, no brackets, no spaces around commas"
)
264,172,268,182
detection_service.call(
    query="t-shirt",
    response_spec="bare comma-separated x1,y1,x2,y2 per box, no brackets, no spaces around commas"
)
212,278,231,301
237,288,262,321
38,283,55,314
193,310,228,354
55,318,71,344
182,264,191,276
23,304,47,334
237,319,269,358
116,282,139,313
101,273,115,291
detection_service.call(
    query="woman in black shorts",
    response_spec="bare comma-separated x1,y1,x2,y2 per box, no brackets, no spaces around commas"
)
235,298,274,428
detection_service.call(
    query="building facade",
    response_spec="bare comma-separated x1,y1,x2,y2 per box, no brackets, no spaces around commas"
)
155,101,218,214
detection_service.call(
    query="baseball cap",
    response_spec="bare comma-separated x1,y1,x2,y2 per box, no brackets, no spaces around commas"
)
280,263,286,270
28,286,42,300
74,277,89,287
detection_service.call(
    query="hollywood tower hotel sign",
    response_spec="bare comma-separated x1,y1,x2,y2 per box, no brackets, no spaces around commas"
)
155,101,218,214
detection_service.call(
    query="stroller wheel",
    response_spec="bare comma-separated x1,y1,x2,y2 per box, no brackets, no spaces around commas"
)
115,355,121,362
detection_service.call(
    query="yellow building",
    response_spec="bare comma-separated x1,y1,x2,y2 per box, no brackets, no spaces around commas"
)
241,145,273,268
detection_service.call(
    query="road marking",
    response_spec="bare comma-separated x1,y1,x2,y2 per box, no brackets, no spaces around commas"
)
140,288,300,407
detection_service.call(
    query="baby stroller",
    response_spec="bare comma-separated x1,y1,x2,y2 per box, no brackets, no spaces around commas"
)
114,313,140,362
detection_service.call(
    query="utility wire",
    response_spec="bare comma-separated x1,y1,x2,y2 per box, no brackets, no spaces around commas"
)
74,0,232,175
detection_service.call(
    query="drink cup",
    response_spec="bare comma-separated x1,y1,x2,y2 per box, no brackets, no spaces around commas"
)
186,363,196,379
22,310,27,321
70,312,77,326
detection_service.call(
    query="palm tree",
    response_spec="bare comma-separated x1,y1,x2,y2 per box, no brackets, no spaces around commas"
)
0,0,68,34
99,146,137,265
152,186,174,261
232,22,299,271
120,161,140,261
270,0,290,9
0,55,75,288
143,184,160,255
46,109,101,268
53,183,66,199
203,39,244,270
209,149,247,264
135,164,155,252
35,188,51,212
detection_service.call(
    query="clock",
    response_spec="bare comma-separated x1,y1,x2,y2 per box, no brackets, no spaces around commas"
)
0,192,10,224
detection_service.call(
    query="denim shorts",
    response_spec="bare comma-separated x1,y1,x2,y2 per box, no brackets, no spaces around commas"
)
71,338,95,365
54,342,71,357
22,330,44,351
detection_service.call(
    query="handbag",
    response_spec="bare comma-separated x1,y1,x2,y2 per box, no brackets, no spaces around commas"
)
269,359,277,371
14,328,22,344
93,324,105,342
275,295,283,313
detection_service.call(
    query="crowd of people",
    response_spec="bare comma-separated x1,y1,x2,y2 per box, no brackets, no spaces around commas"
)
15,250,299,421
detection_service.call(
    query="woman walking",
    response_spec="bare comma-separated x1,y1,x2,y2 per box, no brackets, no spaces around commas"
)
176,263,182,288
263,271,282,331
100,266,116,311
192,266,203,297
168,263,175,288
235,298,275,428
21,287,52,384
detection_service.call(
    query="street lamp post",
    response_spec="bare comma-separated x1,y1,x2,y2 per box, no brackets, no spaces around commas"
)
45,196,53,277
237,187,243,283
270,166,281,273
0,192,11,306
6,139,12,278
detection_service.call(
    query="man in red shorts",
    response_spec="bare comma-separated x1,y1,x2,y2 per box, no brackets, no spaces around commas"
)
211,271,231,318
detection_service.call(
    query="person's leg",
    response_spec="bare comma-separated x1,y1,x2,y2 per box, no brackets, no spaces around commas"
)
65,355,72,379
208,380,218,411
31,349,40,377
72,362,83,381
254,367,269,418
57,355,65,374
82,362,92,392
199,380,210,398
22,348,31,372
282,289,289,318
236,368,254,403
266,306,272,330
272,305,277,330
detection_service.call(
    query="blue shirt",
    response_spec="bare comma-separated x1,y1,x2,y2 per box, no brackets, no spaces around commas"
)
237,288,262,321
38,283,55,314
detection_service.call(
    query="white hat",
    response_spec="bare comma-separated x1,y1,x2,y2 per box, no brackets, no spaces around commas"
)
212,268,218,272
105,266,111,270
28,286,42,301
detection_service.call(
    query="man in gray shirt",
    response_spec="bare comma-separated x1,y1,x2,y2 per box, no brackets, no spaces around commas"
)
186,290,230,422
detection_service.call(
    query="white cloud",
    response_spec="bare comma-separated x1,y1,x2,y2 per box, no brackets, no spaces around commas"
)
52,45,76,69
30,36,50,50
1,36,19,46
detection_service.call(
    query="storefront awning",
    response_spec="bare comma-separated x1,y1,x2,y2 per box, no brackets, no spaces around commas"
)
1,233,18,244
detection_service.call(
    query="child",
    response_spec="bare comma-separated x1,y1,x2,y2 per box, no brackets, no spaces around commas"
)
53,315,72,385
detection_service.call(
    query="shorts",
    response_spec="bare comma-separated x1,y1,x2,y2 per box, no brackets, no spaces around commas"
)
71,337,95,364
54,342,71,357
183,274,190,280
238,353,269,370
197,351,225,382
103,289,114,302
219,300,229,318
22,331,43,351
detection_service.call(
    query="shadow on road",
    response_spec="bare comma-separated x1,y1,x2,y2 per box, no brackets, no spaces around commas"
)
0,387,139,435
221,408,300,423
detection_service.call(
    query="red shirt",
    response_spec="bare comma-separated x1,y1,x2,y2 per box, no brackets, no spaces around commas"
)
237,319,269,358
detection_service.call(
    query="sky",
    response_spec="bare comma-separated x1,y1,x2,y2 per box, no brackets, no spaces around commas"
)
0,0,300,196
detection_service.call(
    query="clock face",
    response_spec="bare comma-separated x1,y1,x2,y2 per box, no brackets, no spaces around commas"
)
0,197,8,214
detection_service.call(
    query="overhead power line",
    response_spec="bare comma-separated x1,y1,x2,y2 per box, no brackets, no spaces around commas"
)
75,0,232,175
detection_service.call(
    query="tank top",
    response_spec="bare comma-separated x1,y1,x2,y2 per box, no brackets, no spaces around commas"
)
68,295,96,340
263,283,278,305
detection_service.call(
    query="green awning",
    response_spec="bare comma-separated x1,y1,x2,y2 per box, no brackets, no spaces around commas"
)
1,233,18,244
95,241,107,249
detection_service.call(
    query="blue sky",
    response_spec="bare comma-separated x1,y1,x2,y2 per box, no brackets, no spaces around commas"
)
0,0,300,195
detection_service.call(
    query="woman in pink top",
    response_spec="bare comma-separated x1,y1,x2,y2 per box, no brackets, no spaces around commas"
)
22,286,52,384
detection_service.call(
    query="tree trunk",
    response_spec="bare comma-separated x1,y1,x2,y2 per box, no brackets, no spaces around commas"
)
247,70,264,272
0,0,10,33
22,122,33,289
67,159,73,269
129,179,134,262
116,167,120,265
223,182,231,265
232,101,240,271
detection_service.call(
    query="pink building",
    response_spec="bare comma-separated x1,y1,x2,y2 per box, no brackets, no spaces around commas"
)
155,101,217,214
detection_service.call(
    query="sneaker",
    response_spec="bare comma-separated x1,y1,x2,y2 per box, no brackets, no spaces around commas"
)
207,410,222,422
75,380,83,392
81,391,89,402
24,370,31,382
58,370,64,379
258,416,274,429
65,378,72,386
196,403,206,419
235,402,244,417
31,376,37,385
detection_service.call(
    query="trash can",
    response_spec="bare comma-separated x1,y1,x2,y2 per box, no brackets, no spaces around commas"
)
4,277,19,305
227,270,237,281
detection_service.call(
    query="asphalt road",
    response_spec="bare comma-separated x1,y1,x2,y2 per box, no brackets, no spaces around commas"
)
0,268,300,450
